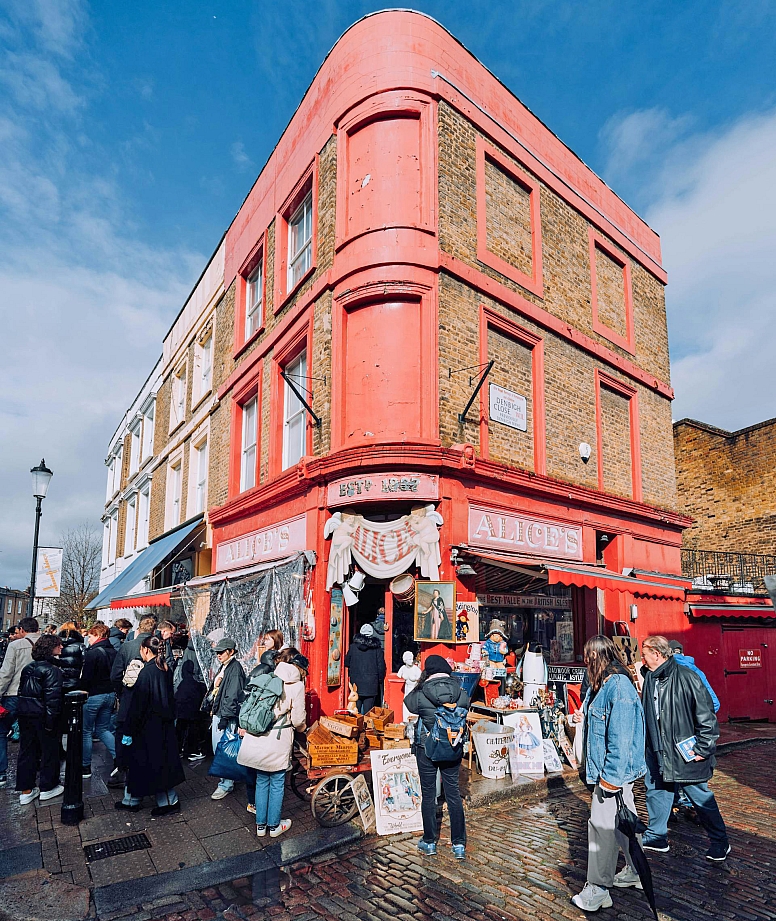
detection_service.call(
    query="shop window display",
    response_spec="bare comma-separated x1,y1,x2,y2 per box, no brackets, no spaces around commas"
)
477,586,574,666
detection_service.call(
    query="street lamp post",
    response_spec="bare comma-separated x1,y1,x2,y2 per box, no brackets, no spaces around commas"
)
28,459,53,618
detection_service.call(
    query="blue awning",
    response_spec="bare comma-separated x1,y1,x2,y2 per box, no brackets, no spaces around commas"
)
87,516,204,610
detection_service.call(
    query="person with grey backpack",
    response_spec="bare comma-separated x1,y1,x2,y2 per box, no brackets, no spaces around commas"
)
237,649,308,838
404,655,470,860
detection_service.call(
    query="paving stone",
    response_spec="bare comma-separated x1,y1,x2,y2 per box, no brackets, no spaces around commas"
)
0,874,90,921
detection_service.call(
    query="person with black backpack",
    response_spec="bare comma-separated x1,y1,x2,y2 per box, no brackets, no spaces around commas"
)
404,654,470,860
236,648,308,838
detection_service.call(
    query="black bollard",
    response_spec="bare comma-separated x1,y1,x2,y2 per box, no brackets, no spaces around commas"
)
61,690,88,825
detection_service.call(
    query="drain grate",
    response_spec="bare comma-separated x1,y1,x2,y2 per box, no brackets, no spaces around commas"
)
83,833,151,862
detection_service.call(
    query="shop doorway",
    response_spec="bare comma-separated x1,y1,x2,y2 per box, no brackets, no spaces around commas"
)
721,625,775,722
348,581,385,641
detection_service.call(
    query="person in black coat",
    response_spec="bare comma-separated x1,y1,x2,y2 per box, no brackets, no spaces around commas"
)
171,629,208,760
57,624,84,693
15,635,65,803
80,622,118,777
209,637,247,799
405,655,469,859
116,636,185,816
344,624,386,715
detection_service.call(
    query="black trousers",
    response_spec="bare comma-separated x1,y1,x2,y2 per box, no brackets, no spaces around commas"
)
415,745,466,847
16,716,60,793
357,695,377,715
176,717,209,756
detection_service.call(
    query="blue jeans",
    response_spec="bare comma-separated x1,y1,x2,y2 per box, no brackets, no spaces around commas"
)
82,693,116,767
254,769,286,829
0,696,19,774
122,786,179,807
644,748,728,847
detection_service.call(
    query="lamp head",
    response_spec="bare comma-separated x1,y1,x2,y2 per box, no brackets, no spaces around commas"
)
578,442,592,464
31,459,53,499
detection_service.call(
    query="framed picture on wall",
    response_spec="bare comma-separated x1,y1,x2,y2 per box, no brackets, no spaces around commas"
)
414,581,456,642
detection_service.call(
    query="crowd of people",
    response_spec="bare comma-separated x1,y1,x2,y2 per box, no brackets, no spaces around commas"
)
0,616,729,898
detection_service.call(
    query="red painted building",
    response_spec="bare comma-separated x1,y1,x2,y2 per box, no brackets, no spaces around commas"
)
207,11,692,719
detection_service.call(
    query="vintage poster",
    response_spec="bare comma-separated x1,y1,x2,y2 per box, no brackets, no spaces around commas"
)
349,774,376,834
555,620,574,662
415,581,456,642
454,600,479,643
511,712,545,775
35,547,63,598
542,739,564,773
370,749,423,835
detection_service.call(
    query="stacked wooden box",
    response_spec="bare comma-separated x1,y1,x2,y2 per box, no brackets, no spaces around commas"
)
306,708,409,767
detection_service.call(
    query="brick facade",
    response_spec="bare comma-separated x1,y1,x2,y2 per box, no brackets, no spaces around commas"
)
674,417,776,553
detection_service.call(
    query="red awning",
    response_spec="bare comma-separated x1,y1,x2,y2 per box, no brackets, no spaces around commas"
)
110,591,171,610
688,603,775,620
465,551,689,600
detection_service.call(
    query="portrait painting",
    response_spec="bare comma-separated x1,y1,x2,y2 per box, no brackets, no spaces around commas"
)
414,581,456,642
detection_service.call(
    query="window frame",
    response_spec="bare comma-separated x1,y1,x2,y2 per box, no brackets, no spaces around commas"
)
192,435,209,514
594,369,642,502
137,485,150,550
108,510,118,565
234,232,268,356
282,350,308,471
125,493,137,556
240,395,259,493
129,422,141,477
167,457,184,530
269,315,314,477
476,137,544,298
142,400,156,460
287,192,313,292
273,158,318,313
589,228,635,354
169,363,187,433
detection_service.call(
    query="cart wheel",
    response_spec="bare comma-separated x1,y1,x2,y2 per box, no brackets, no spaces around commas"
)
288,761,313,802
311,773,358,827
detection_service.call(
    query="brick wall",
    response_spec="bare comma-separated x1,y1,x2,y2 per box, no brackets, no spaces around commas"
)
599,384,632,498
594,244,627,340
674,418,776,553
484,157,533,277
486,326,534,470
437,102,672,384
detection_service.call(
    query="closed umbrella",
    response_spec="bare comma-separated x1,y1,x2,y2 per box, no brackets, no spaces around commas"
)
615,791,659,920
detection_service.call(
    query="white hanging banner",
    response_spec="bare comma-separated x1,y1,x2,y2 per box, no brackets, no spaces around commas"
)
324,505,443,590
36,547,63,598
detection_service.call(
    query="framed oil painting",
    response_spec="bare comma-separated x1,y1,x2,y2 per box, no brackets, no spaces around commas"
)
414,581,456,642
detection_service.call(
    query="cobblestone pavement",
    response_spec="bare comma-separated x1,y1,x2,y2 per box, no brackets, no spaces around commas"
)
118,741,776,921
0,735,318,889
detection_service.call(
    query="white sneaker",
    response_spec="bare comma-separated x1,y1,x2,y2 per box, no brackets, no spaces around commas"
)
613,866,643,890
269,818,292,837
19,788,40,805
211,786,232,800
188,752,206,761
39,784,65,801
571,883,613,912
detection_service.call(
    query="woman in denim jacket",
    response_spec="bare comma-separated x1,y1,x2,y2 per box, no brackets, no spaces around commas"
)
572,636,647,914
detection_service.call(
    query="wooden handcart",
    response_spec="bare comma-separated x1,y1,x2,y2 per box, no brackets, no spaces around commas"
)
288,734,372,827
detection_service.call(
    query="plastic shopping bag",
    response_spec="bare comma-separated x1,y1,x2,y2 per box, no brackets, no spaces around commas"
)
207,727,252,784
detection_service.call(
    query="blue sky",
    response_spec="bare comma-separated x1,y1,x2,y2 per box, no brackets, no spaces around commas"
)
1,0,775,588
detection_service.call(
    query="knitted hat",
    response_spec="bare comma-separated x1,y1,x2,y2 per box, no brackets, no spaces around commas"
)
424,654,452,676
359,623,374,637
402,651,415,667
486,619,508,639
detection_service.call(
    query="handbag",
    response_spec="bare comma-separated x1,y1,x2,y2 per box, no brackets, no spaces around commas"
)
207,727,252,784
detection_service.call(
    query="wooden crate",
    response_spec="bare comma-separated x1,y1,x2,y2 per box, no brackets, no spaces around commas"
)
365,731,384,750
383,738,411,750
306,721,359,767
320,715,360,739
383,723,406,740
365,707,394,732
333,711,364,731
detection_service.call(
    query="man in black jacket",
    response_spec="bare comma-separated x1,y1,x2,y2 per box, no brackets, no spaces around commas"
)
641,634,730,861
344,624,386,715
108,615,157,787
210,637,247,800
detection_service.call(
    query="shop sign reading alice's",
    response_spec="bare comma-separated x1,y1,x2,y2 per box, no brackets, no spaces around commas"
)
468,505,583,562
215,515,307,572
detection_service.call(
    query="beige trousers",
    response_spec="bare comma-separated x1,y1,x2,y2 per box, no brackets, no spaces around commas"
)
587,781,638,888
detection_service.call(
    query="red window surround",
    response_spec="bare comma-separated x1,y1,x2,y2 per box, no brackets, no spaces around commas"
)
233,231,268,357
229,368,262,501
478,304,546,475
476,137,544,299
335,90,436,250
589,228,635,354
594,369,642,502
268,313,314,478
273,157,319,315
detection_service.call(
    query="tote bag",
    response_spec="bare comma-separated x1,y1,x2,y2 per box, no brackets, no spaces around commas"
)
208,727,252,784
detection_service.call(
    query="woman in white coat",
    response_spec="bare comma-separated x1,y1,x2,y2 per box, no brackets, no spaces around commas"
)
237,649,307,838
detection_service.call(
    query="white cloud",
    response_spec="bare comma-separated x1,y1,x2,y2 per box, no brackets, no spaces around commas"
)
644,110,776,429
0,1,203,588
230,140,253,172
